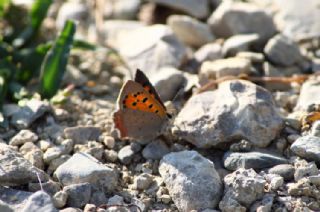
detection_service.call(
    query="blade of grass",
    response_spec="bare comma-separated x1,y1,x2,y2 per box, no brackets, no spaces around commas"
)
13,0,52,48
39,20,76,99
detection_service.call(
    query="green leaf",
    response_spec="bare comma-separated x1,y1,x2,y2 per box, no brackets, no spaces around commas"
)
72,39,97,51
39,20,76,99
13,0,52,48
0,0,10,17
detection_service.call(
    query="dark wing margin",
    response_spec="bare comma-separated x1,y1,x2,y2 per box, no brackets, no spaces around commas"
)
134,69,166,109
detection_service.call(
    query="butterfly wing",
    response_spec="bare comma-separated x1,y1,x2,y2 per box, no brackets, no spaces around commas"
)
135,69,166,109
113,80,167,140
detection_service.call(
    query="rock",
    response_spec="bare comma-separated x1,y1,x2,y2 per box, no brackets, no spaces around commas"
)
264,174,284,190
142,139,170,160
150,67,186,102
28,180,61,196
223,151,288,171
115,25,186,76
274,0,320,41
21,191,57,212
219,169,266,211
0,144,48,186
9,130,38,146
52,191,68,209
0,200,13,212
287,177,320,201
104,150,118,162
290,135,320,164
264,34,304,67
43,146,68,164
103,0,140,20
47,155,71,175
63,65,88,87
311,120,320,137
159,151,222,211
132,173,153,190
295,78,320,111
167,15,214,47
149,0,210,19
208,1,276,43
20,142,44,169
59,207,82,212
54,153,118,192
194,43,223,63
56,2,88,29
172,80,283,148
64,126,101,144
102,136,115,149
104,20,145,47
11,99,51,129
63,183,91,208
222,34,260,57
0,187,34,211
236,52,265,64
74,141,104,161
200,57,251,81
89,187,107,206
108,195,125,205
250,194,274,212
294,160,318,181
268,164,295,181
118,144,139,165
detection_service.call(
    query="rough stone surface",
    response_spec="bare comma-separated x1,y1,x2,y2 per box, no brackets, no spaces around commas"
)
159,151,222,211
200,57,251,80
10,99,51,129
291,135,320,164
208,1,276,42
64,126,101,144
0,144,49,186
264,34,303,67
223,151,288,171
9,130,38,146
222,34,259,57
21,191,57,212
268,164,295,181
54,153,118,192
219,168,266,211
167,15,214,47
0,200,13,212
274,0,320,41
172,80,283,148
0,187,33,211
115,25,186,76
142,139,170,160
194,43,223,63
63,183,91,208
295,78,320,111
149,0,210,19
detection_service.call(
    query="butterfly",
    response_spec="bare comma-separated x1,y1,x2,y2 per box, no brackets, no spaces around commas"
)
113,69,171,140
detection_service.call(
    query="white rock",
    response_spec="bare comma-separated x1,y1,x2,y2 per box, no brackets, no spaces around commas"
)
9,130,38,146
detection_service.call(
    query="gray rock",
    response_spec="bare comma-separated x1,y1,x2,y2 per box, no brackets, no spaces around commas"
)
21,191,57,212
159,151,222,211
133,173,153,190
47,155,71,175
194,43,223,63
11,99,51,129
172,80,283,148
268,164,295,181
56,2,88,30
264,34,303,67
311,120,320,137
151,67,186,102
274,0,320,41
208,1,276,42
149,0,210,19
63,183,91,208
236,52,265,63
63,65,88,87
223,151,288,171
142,139,170,160
250,194,274,212
9,129,38,146
291,135,320,164
222,34,260,57
115,25,186,76
167,15,214,47
89,187,107,206
103,0,140,20
104,150,118,162
64,126,101,144
199,57,251,80
54,153,118,192
28,180,61,196
108,195,124,205
20,142,44,170
294,160,318,181
295,78,320,111
59,208,82,212
0,200,13,212
104,20,145,47
52,191,67,209
0,187,33,211
118,145,138,165
0,144,49,186
219,168,266,210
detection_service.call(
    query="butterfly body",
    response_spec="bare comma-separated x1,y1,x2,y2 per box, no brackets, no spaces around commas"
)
113,70,168,140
